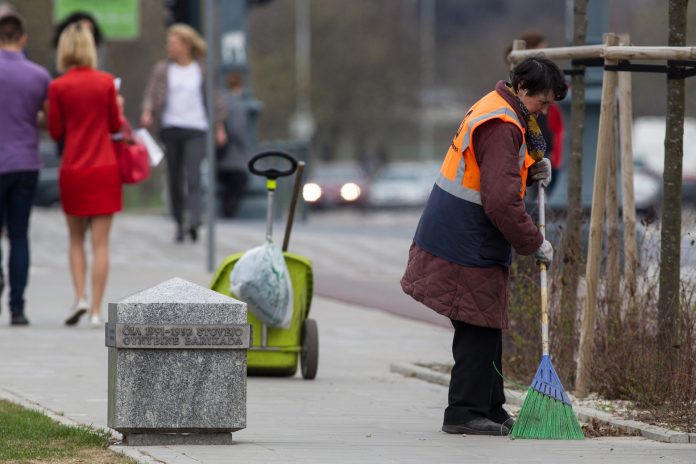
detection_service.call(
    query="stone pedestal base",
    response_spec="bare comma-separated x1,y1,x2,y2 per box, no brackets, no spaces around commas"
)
123,432,234,446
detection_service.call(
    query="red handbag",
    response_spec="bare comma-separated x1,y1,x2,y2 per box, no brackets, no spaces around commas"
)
114,119,150,184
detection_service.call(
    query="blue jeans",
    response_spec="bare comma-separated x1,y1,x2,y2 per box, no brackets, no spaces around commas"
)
0,170,38,316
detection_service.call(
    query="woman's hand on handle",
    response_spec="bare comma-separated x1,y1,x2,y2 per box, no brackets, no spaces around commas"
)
530,158,552,188
535,239,553,267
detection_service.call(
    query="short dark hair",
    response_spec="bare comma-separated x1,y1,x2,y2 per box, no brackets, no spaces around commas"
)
52,11,103,48
0,13,24,44
510,56,568,101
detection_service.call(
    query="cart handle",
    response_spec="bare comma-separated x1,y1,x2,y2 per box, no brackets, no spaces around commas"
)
248,150,298,180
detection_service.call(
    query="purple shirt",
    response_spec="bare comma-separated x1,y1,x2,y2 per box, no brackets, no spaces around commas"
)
0,49,51,175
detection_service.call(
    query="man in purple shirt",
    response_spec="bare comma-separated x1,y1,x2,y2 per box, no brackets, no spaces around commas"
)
0,13,51,326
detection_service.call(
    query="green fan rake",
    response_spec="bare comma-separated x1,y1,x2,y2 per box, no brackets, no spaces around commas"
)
510,185,584,440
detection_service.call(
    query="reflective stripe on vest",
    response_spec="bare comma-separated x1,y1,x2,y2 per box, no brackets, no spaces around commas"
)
435,92,532,205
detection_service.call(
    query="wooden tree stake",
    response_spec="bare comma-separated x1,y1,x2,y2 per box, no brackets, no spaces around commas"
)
575,33,620,398
618,34,638,306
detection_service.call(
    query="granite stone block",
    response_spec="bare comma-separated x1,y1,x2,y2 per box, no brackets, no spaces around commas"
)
107,278,248,441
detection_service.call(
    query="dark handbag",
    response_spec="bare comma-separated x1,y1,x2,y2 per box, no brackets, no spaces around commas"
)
114,119,150,184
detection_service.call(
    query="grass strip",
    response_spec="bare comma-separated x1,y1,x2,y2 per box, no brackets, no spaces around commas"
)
0,400,126,462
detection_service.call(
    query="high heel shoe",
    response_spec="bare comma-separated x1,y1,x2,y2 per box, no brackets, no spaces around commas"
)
65,297,89,326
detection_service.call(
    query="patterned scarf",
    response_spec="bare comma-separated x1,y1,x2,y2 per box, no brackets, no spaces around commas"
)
504,83,546,162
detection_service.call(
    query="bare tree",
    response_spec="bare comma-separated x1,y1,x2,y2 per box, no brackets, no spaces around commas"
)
557,0,587,387
657,0,689,375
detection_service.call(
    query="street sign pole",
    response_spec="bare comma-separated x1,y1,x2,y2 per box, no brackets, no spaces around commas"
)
205,0,216,272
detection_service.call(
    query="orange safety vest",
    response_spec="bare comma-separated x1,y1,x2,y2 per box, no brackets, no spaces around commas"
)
435,90,535,204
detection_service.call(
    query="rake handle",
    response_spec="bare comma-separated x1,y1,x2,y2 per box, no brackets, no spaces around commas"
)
538,185,549,356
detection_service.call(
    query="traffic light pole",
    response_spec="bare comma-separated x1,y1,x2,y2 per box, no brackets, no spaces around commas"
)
204,0,216,272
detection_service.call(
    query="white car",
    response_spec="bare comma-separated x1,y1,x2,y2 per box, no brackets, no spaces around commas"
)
633,116,696,204
368,161,440,208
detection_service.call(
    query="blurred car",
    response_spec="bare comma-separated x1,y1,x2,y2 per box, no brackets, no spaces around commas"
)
633,116,696,205
632,167,662,212
302,161,369,208
368,160,440,209
35,138,61,207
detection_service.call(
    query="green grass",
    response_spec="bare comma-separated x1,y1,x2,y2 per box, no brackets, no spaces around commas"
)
0,400,116,461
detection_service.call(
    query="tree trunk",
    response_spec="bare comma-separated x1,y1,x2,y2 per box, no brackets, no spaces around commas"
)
558,0,587,388
657,0,688,378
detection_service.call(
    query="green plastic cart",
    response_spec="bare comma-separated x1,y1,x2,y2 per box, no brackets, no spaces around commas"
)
210,150,319,379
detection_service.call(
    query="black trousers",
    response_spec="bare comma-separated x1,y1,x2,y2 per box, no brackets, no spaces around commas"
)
160,128,205,229
217,169,248,218
443,319,509,425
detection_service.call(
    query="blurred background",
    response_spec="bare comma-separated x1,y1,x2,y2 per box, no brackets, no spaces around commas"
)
9,0,696,215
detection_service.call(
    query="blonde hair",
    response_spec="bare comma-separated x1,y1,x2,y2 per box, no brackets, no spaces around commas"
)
56,23,97,72
168,23,206,59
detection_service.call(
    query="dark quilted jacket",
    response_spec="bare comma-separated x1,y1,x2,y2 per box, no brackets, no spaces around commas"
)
402,242,511,328
401,83,543,329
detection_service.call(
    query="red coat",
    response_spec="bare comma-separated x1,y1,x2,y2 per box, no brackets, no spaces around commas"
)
547,103,565,169
48,67,122,216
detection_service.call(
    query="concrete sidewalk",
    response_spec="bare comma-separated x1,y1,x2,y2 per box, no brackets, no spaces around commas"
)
0,212,694,463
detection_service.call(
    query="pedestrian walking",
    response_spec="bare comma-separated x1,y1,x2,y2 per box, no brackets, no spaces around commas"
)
401,56,566,436
0,12,51,326
217,72,249,218
48,23,122,328
140,23,227,243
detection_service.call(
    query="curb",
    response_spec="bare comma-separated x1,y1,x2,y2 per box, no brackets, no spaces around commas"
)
390,362,696,444
0,387,164,464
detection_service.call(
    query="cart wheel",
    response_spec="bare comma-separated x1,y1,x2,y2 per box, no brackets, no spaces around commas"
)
301,318,319,380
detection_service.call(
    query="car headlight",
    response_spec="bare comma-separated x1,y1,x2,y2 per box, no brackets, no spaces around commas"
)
302,183,322,202
340,182,361,202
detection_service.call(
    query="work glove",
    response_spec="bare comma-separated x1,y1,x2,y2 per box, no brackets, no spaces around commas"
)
529,158,552,188
535,239,554,267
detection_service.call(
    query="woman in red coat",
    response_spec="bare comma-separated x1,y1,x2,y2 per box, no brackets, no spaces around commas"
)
48,23,122,328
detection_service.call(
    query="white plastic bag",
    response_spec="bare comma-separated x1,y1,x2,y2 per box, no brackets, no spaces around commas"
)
230,241,293,328
135,128,164,166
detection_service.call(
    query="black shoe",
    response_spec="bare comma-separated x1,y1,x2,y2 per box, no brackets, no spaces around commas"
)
175,228,184,243
442,417,511,436
10,314,30,326
189,227,198,242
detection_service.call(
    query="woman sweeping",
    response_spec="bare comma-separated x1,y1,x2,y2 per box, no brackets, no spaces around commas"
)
401,56,567,436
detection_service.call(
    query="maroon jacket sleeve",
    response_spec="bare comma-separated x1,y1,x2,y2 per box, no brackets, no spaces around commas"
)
473,119,543,256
